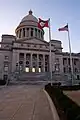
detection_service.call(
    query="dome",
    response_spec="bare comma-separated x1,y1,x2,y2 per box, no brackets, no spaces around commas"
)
15,10,44,40
21,10,38,23
16,10,38,30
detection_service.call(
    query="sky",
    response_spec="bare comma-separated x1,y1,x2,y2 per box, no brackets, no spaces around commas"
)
0,0,80,52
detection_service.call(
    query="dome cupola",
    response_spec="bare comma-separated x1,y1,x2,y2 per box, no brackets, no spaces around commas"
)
15,10,44,40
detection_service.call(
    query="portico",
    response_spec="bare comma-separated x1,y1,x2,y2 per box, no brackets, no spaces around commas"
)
19,53,49,72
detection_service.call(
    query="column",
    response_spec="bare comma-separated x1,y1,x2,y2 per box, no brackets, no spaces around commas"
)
24,53,26,72
21,28,23,38
25,28,27,37
40,31,41,39
37,54,39,72
29,28,31,38
30,53,32,72
33,28,35,37
43,54,45,72
18,31,20,38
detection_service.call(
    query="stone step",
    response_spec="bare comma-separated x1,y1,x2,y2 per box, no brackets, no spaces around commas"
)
9,80,48,85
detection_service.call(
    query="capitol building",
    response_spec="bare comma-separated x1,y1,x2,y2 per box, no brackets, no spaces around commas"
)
0,10,80,85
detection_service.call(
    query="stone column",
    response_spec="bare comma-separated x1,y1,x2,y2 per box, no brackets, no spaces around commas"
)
43,54,45,72
37,54,39,72
30,53,32,72
25,28,27,38
29,28,31,38
33,28,35,37
21,28,23,38
40,31,41,39
24,53,26,71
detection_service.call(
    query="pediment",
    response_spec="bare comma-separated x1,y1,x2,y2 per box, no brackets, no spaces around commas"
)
15,38,48,45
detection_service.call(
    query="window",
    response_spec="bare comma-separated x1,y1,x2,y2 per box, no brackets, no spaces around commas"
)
75,68,78,73
27,28,29,37
69,67,71,73
63,58,67,65
27,44,30,47
3,75,8,80
39,62,41,65
34,44,36,47
63,67,66,73
35,28,37,37
77,75,79,80
26,61,29,65
19,61,23,65
31,28,33,37
38,30,40,38
45,62,47,65
74,59,77,65
19,53,24,60
40,45,42,48
5,56,9,60
68,58,70,65
23,28,25,37
55,65,59,72
46,45,48,48
55,58,59,63
21,43,23,46
4,64,8,72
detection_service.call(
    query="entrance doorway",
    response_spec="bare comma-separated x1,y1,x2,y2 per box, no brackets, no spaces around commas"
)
32,68,36,72
39,68,41,72
25,67,29,72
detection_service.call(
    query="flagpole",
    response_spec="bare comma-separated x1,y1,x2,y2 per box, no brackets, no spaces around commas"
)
67,24,73,85
49,18,52,86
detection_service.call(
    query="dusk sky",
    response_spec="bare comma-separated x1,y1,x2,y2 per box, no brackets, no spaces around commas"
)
0,0,80,52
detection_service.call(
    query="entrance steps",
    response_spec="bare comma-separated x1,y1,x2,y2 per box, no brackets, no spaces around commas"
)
9,72,50,85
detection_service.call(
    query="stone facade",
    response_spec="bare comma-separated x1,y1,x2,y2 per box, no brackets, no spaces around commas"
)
0,10,80,84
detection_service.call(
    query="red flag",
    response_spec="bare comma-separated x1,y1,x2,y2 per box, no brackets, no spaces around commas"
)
58,24,68,31
38,18,49,29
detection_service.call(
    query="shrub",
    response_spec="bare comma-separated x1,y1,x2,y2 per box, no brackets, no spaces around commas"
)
45,83,80,120
0,80,6,85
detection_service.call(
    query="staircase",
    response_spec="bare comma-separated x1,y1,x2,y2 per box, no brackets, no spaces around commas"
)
9,72,50,85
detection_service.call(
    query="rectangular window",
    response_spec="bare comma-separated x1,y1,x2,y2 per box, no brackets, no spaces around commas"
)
68,58,70,65
19,53,24,60
55,58,59,63
35,28,37,37
38,30,40,38
5,56,9,60
4,64,8,72
69,67,71,73
23,28,25,37
63,67,66,73
63,58,67,65
31,28,33,37
27,28,29,37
